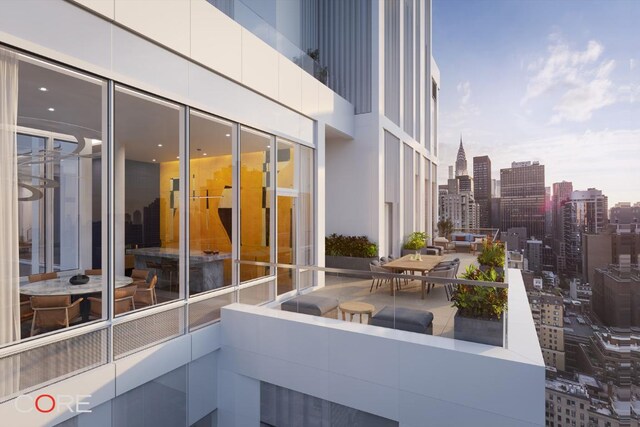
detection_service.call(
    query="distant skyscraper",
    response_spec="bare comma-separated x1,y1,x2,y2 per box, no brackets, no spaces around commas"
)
455,136,468,177
552,181,573,272
473,155,491,228
609,201,640,225
500,161,546,240
562,189,608,278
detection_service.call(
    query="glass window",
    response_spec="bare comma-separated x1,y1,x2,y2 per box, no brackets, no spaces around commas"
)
5,48,106,344
188,111,234,295
115,86,183,313
298,145,315,289
239,127,273,283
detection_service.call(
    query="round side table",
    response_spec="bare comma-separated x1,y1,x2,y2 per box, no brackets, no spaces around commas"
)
338,301,375,323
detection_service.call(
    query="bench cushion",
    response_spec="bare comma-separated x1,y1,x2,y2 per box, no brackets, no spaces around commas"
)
281,295,339,317
369,306,433,334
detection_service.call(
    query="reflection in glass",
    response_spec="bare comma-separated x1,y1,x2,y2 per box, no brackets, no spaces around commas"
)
7,49,106,343
115,86,182,312
240,127,273,283
188,111,234,295
298,145,315,289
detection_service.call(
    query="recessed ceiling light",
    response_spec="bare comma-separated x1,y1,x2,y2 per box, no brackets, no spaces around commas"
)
48,107,55,112
152,159,156,162
157,144,163,147
90,139,102,146
39,87,48,92
203,153,207,156
176,156,179,159
225,134,231,137
267,145,271,148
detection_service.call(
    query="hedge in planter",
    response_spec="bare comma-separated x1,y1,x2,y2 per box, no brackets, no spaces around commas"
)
325,234,378,274
451,265,507,346
325,234,377,258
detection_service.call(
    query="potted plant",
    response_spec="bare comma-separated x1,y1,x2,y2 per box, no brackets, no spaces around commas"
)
401,231,429,256
450,265,507,346
325,234,378,274
437,219,454,240
477,241,505,275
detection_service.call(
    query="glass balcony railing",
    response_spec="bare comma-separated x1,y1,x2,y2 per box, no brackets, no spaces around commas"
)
207,0,329,85
235,252,511,348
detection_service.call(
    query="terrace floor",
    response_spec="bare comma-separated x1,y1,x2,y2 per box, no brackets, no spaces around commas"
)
306,252,478,338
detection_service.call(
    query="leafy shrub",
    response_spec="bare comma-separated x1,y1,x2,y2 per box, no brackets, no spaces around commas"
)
450,265,507,320
403,231,429,250
477,241,505,268
325,234,378,258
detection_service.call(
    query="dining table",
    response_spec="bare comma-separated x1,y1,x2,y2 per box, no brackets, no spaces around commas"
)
20,275,134,296
382,254,443,295
20,275,135,322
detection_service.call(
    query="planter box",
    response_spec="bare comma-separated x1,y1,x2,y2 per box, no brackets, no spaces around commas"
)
479,265,505,276
325,255,378,277
454,311,504,347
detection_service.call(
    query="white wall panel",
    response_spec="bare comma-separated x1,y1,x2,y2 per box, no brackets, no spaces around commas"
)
190,0,242,82
188,352,219,425
113,335,191,396
0,0,111,73
114,0,191,56
219,296,544,426
278,55,303,111
300,72,320,117
241,28,279,101
71,0,115,19
112,25,190,100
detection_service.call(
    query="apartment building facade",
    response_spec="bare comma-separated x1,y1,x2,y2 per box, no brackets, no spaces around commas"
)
0,1,545,426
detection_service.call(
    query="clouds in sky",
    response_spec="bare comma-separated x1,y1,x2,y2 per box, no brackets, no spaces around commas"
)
522,36,617,123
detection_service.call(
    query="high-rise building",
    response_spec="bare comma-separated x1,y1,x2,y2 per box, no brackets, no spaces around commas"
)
473,155,492,228
610,201,640,225
500,161,546,240
526,239,543,273
455,136,468,176
529,293,565,370
591,260,640,328
583,223,640,286
561,189,608,278
552,181,573,273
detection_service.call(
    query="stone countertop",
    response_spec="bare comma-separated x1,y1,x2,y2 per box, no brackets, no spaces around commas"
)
127,247,231,262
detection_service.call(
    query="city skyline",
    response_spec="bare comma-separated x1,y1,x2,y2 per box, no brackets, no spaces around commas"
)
434,0,640,205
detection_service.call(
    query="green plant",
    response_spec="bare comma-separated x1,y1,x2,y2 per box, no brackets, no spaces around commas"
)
437,219,454,239
403,231,429,250
325,234,378,258
450,265,507,320
476,241,505,269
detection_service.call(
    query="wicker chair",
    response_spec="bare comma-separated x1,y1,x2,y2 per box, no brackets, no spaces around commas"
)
88,284,138,318
30,295,83,336
134,275,158,307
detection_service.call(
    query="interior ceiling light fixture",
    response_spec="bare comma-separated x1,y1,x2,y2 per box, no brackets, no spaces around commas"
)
157,144,163,147
39,87,47,92
47,107,55,112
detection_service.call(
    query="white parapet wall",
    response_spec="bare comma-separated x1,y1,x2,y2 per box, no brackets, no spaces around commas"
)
218,269,545,427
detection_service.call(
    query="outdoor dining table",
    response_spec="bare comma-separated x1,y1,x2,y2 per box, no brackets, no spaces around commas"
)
382,254,443,296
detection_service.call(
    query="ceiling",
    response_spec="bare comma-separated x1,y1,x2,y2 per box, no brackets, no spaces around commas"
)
17,57,275,165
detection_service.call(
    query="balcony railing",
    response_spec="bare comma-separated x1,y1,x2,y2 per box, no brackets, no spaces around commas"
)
234,256,511,348
207,0,328,85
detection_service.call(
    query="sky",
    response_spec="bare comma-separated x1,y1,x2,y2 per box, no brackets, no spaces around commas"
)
433,0,640,205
